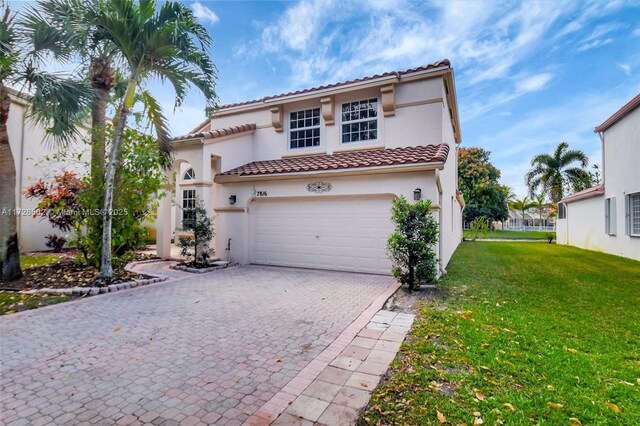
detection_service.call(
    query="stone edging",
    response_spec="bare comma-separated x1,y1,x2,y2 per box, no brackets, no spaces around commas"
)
170,262,240,273
242,280,401,425
18,259,169,297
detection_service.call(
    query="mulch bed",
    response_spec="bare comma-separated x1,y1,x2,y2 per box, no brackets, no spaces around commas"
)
0,256,150,291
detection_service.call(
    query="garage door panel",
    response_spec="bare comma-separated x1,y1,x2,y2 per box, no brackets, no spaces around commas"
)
249,197,394,275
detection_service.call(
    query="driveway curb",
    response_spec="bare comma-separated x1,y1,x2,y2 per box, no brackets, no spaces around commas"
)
243,280,401,425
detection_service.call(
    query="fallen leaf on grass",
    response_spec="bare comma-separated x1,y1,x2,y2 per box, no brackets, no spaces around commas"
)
502,403,515,412
436,409,447,424
113,327,121,332
569,418,582,425
607,402,621,413
475,390,485,401
546,384,555,390
547,402,563,409
564,346,578,354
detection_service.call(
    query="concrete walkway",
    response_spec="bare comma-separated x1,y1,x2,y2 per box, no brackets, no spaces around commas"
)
0,265,396,426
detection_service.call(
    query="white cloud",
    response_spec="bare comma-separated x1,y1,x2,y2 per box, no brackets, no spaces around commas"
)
632,27,640,37
191,1,219,25
577,23,623,51
618,63,632,76
516,73,553,92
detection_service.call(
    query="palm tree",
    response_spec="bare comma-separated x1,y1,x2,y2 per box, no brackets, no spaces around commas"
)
532,194,549,230
1,6,90,280
93,0,217,281
0,7,21,280
22,0,118,186
525,142,589,203
509,197,536,230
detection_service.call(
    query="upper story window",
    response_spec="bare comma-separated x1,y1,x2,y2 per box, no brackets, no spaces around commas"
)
341,98,378,143
290,108,320,149
183,168,195,180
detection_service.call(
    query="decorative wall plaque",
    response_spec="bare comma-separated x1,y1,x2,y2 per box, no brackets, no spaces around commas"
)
307,181,332,193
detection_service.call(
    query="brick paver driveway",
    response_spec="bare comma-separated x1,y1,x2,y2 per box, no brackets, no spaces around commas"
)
0,265,395,425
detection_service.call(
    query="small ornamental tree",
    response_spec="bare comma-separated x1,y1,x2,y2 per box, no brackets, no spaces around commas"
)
178,200,214,267
387,197,439,291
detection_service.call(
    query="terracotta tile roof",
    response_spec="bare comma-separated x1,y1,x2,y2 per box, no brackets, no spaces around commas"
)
560,184,605,203
218,144,450,177
217,60,451,110
172,123,256,142
595,93,640,132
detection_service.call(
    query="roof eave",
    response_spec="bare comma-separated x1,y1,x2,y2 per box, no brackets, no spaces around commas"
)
214,161,444,183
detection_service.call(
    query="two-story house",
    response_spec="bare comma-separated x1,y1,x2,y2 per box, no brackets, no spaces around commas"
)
157,59,463,274
556,93,640,260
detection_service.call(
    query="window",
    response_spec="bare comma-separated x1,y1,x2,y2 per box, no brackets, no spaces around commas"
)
605,197,616,235
627,192,640,236
182,189,196,227
558,202,567,219
341,98,378,143
183,168,195,180
289,108,320,149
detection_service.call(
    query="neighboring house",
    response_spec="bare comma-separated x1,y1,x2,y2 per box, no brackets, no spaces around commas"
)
503,207,554,230
158,59,463,275
7,88,89,252
556,93,640,260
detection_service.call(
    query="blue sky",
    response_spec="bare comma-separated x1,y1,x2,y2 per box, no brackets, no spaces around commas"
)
11,0,640,197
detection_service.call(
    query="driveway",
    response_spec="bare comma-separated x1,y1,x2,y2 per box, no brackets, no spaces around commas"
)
0,265,395,425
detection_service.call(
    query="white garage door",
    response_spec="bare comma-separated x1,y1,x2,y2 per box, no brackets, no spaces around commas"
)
249,197,394,275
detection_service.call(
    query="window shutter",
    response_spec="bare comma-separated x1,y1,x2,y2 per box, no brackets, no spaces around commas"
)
626,195,630,235
605,199,610,234
611,197,616,235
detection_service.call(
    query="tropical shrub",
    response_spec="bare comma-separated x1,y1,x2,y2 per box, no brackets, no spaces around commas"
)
178,200,214,268
545,232,556,244
466,217,490,241
45,234,66,252
387,197,439,291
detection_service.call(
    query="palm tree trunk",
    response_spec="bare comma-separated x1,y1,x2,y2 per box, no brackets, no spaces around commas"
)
97,78,136,282
0,87,22,281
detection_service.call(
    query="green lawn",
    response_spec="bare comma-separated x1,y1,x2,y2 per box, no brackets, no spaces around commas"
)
464,229,550,240
0,292,69,315
20,253,62,268
362,243,640,425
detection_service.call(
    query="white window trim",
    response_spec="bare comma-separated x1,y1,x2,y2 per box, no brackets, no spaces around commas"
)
182,189,197,227
287,107,321,151
628,192,640,237
183,167,195,181
339,98,379,146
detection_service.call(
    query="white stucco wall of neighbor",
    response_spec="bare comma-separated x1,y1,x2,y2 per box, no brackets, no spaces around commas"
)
7,92,89,252
164,64,463,274
556,105,640,261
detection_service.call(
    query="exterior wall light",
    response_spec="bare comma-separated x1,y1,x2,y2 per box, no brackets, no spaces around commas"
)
414,188,422,201
229,195,237,205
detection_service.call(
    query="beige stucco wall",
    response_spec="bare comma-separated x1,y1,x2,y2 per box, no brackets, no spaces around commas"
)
556,107,640,260
7,94,89,252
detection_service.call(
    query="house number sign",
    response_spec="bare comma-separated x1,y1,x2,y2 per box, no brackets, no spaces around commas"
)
256,190,268,197
307,181,332,193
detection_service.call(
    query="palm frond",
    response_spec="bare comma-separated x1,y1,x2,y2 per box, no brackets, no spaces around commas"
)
24,67,94,147
140,89,172,154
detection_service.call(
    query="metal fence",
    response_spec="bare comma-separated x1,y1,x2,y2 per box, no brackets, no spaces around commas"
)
502,225,556,232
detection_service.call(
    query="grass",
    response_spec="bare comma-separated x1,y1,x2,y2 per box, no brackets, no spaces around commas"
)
362,243,640,425
20,253,62,269
463,229,551,240
0,292,69,315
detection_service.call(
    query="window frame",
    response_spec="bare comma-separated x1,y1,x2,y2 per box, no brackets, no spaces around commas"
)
627,192,640,237
183,167,195,181
558,202,567,219
288,107,321,150
340,98,379,145
182,189,197,228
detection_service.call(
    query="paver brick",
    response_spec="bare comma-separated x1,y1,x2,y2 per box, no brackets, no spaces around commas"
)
0,265,393,425
285,395,330,422
316,403,359,425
